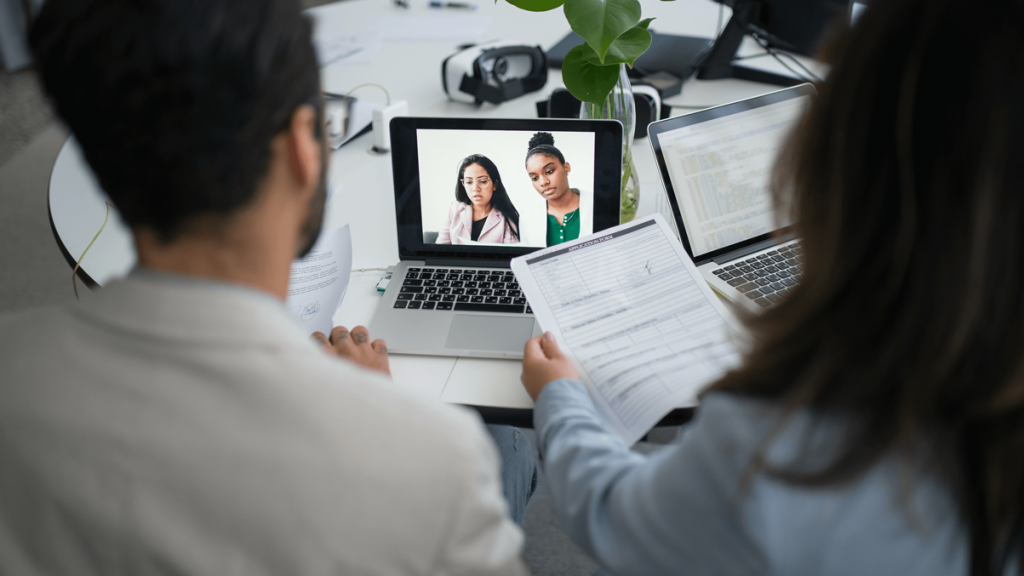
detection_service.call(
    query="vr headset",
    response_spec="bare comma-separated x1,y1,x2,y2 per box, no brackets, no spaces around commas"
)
442,41,548,105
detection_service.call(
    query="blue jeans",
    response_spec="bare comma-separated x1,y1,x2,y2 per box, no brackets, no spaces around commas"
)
485,425,536,526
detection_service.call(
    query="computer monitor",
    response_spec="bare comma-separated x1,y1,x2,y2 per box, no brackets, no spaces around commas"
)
697,0,849,87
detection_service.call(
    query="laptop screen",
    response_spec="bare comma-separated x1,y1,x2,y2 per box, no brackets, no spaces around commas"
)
650,85,813,260
417,128,596,248
390,117,623,263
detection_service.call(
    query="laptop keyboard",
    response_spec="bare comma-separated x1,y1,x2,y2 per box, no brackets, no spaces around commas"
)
711,242,804,308
392,267,533,314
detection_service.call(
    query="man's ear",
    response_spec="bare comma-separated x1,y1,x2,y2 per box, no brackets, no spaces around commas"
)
286,104,321,191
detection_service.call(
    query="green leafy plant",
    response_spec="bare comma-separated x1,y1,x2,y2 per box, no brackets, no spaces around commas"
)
503,0,669,105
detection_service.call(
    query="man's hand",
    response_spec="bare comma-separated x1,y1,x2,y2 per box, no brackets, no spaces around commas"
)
311,325,390,375
521,331,578,401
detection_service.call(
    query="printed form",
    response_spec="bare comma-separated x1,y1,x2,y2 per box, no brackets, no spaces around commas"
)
512,215,742,445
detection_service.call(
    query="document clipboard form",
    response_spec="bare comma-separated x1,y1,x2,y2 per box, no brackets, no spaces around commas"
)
511,214,743,445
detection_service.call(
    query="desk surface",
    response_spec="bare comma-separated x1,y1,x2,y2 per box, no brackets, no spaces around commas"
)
47,0,820,419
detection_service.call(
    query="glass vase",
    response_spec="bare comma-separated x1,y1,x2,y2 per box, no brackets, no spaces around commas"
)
580,63,638,223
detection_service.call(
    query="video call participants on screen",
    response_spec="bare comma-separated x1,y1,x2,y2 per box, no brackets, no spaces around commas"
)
417,129,596,248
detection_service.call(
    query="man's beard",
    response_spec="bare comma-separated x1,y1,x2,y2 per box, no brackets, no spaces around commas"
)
295,141,329,258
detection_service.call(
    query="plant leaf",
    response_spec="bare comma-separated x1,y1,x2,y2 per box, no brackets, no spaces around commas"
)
505,0,564,11
579,23,652,67
563,0,641,61
561,44,621,104
637,17,654,29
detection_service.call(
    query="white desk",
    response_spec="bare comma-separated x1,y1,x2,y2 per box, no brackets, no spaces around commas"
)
47,0,812,419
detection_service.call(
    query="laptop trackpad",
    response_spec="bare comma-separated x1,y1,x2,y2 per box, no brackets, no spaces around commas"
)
445,315,536,352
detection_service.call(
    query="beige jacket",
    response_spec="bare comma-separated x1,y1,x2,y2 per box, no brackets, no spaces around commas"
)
0,272,527,576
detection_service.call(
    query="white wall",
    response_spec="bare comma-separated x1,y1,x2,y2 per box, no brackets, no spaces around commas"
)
417,128,595,247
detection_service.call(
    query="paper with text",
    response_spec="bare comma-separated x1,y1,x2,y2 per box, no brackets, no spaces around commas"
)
286,225,352,337
511,215,742,445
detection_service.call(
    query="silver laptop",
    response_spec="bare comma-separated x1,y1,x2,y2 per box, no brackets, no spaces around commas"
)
370,117,623,358
648,84,815,313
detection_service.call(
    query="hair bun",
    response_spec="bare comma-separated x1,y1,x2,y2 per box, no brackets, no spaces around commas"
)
528,132,555,150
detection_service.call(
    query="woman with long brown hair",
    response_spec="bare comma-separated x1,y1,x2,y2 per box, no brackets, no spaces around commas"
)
520,0,1024,574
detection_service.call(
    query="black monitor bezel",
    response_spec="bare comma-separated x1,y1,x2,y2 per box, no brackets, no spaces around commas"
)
647,83,815,263
391,117,623,263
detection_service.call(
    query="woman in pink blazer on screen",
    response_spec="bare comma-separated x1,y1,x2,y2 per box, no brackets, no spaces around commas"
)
436,154,521,245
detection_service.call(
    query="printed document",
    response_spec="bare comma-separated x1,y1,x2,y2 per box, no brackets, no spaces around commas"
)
511,214,742,445
285,225,353,337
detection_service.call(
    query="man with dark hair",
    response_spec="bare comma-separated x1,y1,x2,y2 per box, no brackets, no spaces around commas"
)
0,0,530,573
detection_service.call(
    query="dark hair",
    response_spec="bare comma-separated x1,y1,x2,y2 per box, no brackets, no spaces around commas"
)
29,0,321,242
454,155,520,241
525,132,565,165
709,0,1024,572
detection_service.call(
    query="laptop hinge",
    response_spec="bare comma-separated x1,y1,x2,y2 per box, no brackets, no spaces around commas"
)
709,232,797,265
423,258,511,268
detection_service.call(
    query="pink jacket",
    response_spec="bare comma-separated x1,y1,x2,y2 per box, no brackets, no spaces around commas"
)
436,200,520,245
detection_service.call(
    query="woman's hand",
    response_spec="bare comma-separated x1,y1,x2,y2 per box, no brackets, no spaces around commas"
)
312,325,390,375
522,331,578,400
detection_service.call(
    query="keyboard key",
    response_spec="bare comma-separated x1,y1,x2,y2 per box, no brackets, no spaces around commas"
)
755,270,769,278
452,288,466,295
744,273,758,281
776,261,790,269
759,286,775,295
442,295,456,302
451,281,464,288
737,283,760,293
394,300,408,309
514,297,526,305
770,282,785,291
434,269,449,274
438,280,451,288
767,274,780,282
713,269,726,275
407,301,422,309
397,293,415,300
727,278,746,287
403,279,423,286
423,279,437,287
495,290,508,297
428,294,442,302
422,302,436,310
751,262,765,269
485,296,499,304
479,282,492,289
466,288,480,296
771,255,785,262
473,274,486,281
471,296,485,303
414,294,427,301
507,282,519,290
754,298,771,308
446,274,459,280
724,265,737,271
777,288,791,296
791,265,802,273
439,288,452,295
436,302,454,310
480,289,493,296
499,297,513,304
744,291,760,299
782,278,797,287
408,268,421,273
448,269,463,274
509,290,521,298
487,275,501,282
454,303,524,314
493,282,506,290
460,274,473,281
766,266,779,273
465,281,478,288
757,254,771,260
745,258,759,264
456,295,470,302
740,266,754,273
526,305,533,314
405,273,419,280
400,286,422,294
768,251,779,256
718,273,733,281
756,278,770,286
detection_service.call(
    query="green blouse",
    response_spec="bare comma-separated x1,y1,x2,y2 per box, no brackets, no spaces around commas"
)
547,207,580,246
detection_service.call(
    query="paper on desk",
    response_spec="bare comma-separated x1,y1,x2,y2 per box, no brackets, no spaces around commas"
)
511,214,743,445
375,14,491,44
312,31,381,67
285,225,353,337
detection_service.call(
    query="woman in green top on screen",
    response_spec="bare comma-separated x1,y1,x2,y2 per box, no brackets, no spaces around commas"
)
526,132,581,246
